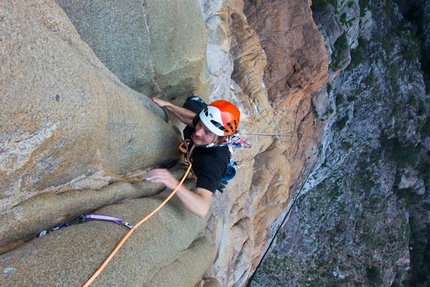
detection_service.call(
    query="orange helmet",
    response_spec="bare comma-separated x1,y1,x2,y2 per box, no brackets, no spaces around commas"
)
199,100,240,136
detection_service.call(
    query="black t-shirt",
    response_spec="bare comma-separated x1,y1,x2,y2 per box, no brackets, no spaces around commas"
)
182,95,230,193
190,143,230,193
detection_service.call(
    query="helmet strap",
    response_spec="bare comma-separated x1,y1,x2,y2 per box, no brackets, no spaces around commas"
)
202,134,218,148
191,132,222,148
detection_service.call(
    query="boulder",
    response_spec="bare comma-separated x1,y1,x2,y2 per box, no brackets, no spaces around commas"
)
0,190,212,286
0,0,181,250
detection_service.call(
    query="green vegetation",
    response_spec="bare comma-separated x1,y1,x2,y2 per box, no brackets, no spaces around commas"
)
339,13,356,28
384,138,424,168
358,0,370,16
336,94,345,106
382,34,395,55
362,69,375,88
337,114,349,130
350,89,360,102
349,46,364,68
342,141,353,150
404,217,430,287
395,188,422,209
419,116,430,138
311,0,338,10
330,32,349,71
401,41,420,63
333,32,349,54
383,0,397,20
417,102,427,117
366,266,383,286
340,13,347,24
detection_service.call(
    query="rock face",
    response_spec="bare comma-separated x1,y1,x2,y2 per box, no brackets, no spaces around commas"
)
241,0,329,272
1,0,328,285
0,192,212,286
4,0,426,286
55,0,209,100
249,0,430,286
244,0,328,105
0,0,183,253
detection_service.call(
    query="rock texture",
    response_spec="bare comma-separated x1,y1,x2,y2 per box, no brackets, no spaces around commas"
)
241,0,329,271
0,192,212,286
0,0,184,253
249,0,430,286
1,0,328,285
55,0,209,100
4,0,425,286
244,0,328,106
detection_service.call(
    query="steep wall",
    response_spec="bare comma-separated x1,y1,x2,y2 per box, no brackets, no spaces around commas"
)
196,0,329,285
249,0,430,286
0,0,329,286
0,0,183,254
0,1,210,285
241,0,329,272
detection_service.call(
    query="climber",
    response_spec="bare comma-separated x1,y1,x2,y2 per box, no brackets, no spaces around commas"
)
145,96,240,217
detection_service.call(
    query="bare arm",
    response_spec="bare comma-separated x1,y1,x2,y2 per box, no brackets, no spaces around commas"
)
145,168,212,217
152,97,197,127
175,186,213,218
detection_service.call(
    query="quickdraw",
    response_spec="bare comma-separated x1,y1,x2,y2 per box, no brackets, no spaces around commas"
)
39,214,135,237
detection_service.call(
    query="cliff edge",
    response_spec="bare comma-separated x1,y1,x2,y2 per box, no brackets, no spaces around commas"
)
0,0,328,286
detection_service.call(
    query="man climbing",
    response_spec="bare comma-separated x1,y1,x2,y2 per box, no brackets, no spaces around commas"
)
145,96,240,217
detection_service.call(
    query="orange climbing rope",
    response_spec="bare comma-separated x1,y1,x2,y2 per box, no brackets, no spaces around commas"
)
82,163,192,287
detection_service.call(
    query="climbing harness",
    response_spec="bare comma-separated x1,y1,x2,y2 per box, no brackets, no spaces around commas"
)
82,163,193,286
178,132,251,183
38,214,135,237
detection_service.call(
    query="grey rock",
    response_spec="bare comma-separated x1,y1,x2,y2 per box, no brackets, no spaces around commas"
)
55,0,210,100
0,192,212,286
0,0,181,247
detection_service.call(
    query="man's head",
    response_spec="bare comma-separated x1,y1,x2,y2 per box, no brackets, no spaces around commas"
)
199,100,240,136
192,100,240,146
